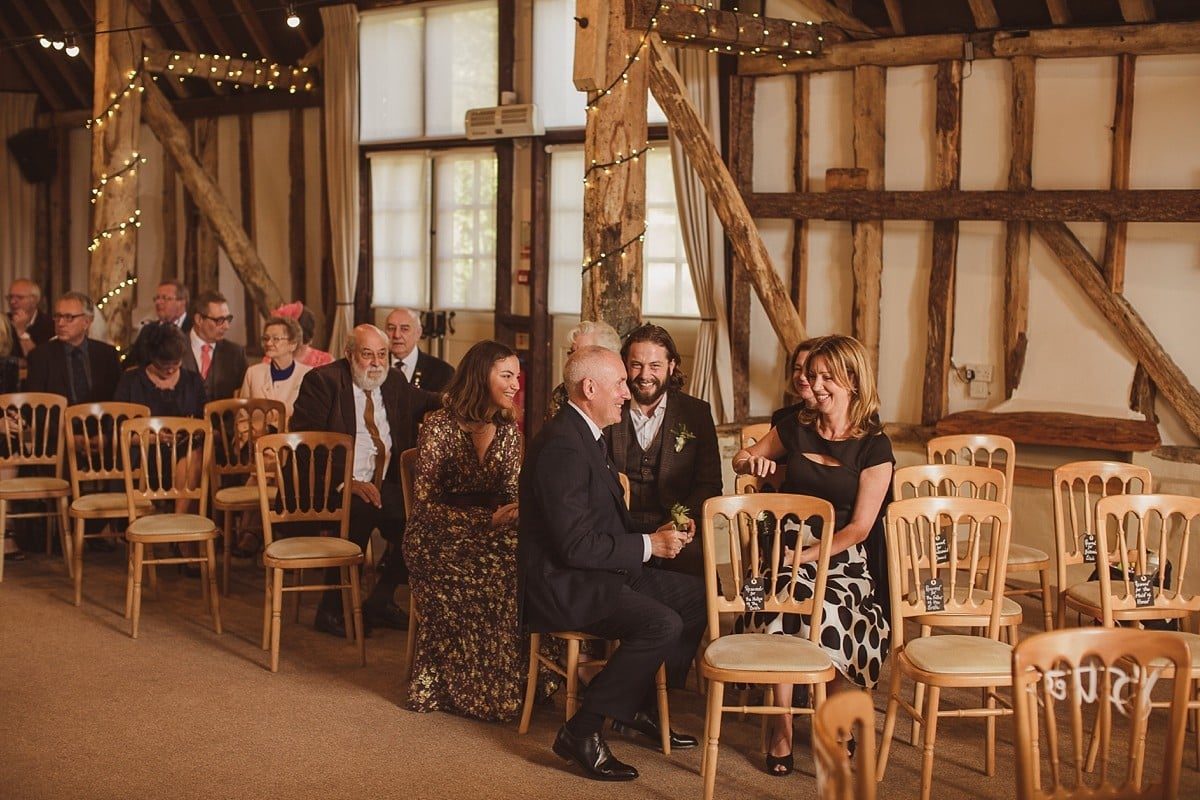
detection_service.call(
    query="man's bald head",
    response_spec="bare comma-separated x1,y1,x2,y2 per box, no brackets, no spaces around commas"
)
565,346,630,428
347,324,390,391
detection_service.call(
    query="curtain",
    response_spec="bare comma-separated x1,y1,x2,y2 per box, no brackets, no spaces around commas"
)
666,51,733,423
321,4,360,357
0,93,37,292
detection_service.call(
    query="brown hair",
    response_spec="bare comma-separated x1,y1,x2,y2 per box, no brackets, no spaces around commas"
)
784,335,830,399
798,334,882,439
443,340,519,425
620,323,686,392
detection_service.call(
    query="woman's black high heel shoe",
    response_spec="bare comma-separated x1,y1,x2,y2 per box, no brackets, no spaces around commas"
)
765,752,794,776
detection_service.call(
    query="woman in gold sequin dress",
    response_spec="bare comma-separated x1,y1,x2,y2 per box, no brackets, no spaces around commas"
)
404,340,528,721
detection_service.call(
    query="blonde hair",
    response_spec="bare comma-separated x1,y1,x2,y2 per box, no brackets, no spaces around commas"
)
798,335,881,439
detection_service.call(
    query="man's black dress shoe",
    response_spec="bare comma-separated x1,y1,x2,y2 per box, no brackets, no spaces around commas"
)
611,710,699,749
363,599,409,631
314,608,373,638
552,725,639,781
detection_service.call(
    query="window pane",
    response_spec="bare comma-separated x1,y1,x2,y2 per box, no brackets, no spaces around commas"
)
547,148,585,314
434,152,497,309
426,2,499,137
360,9,423,142
370,153,429,307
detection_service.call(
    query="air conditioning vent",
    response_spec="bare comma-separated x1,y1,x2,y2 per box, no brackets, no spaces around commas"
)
464,104,543,140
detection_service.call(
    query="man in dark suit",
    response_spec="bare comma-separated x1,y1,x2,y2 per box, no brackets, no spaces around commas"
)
182,290,246,401
7,277,54,357
24,292,121,403
519,346,706,782
606,324,722,580
291,324,440,637
125,280,192,366
384,307,454,392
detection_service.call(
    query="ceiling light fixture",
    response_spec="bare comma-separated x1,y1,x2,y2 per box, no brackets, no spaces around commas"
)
285,4,301,28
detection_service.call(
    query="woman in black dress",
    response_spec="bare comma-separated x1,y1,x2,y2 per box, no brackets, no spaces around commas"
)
731,334,893,775
114,322,206,418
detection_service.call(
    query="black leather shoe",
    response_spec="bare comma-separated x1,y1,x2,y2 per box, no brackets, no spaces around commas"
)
314,608,372,639
611,711,698,750
552,725,638,781
364,599,409,631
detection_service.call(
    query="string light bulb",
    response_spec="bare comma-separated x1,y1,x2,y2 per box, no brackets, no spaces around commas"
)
64,34,79,58
285,4,301,28
39,35,52,48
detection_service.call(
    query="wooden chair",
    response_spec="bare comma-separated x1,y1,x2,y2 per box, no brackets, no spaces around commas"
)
64,402,152,606
928,434,1054,631
696,493,838,800
1052,461,1152,628
398,447,420,682
814,689,878,800
121,416,220,639
1012,627,1190,799
876,496,1013,800
205,398,286,595
0,393,73,582
739,421,771,449
255,431,364,673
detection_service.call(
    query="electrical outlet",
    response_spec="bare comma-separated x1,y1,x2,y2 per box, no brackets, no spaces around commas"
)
969,379,991,399
965,363,994,383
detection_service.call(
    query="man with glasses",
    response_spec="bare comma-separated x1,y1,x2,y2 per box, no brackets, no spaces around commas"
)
126,280,192,366
182,290,246,401
7,278,53,356
24,292,121,404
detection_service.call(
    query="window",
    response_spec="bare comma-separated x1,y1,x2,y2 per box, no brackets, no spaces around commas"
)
370,149,497,310
547,145,698,317
360,1,499,142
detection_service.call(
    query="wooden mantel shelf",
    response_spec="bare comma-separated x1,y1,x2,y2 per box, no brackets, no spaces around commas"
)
934,410,1160,452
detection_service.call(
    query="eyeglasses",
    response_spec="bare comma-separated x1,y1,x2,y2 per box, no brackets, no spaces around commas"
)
199,313,234,324
52,313,88,322
153,295,180,303
261,335,292,345
6,294,34,302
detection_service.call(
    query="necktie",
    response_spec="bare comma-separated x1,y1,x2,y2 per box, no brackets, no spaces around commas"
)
200,343,213,380
597,435,608,459
69,348,89,404
363,391,387,488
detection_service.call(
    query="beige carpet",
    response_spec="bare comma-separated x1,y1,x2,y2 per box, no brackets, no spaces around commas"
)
1,550,1196,800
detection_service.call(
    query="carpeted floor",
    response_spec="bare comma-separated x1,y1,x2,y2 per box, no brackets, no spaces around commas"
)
1,549,1196,799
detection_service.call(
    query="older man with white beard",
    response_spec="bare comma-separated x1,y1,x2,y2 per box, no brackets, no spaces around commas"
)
291,325,440,637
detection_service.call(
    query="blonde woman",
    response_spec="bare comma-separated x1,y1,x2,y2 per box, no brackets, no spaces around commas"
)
239,316,312,418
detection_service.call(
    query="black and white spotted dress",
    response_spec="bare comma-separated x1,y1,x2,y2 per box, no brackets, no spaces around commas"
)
735,415,893,690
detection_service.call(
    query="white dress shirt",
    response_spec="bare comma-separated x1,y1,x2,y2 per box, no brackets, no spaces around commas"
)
568,401,651,563
394,348,419,382
630,392,668,451
352,382,392,483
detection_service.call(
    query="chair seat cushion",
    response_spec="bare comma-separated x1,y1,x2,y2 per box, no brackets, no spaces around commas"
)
1066,580,1112,610
0,476,69,497
938,589,1023,620
1006,543,1050,566
1149,632,1200,671
214,485,276,506
127,513,217,539
703,633,833,673
264,537,361,561
71,492,153,514
903,635,1012,679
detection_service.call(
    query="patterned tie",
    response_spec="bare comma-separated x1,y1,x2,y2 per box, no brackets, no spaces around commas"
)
363,391,387,489
200,343,213,380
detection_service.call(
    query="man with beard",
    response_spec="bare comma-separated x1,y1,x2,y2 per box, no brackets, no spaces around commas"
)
291,324,440,636
604,324,722,579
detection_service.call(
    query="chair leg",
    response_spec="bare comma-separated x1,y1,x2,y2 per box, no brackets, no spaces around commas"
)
73,516,86,606
518,633,541,735
124,541,134,619
269,567,284,672
58,497,73,578
985,686,996,776
130,542,145,639
911,678,926,745
654,664,670,756
1038,568,1054,631
402,597,419,682
261,566,272,651
701,680,725,800
146,543,158,599
348,564,365,666
877,664,905,781
45,499,53,556
292,569,303,623
919,686,942,800
205,539,221,635
0,499,7,583
564,638,581,720
222,509,232,596
339,566,354,642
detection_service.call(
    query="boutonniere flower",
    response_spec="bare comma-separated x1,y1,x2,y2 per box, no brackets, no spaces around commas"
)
672,423,696,453
411,369,423,389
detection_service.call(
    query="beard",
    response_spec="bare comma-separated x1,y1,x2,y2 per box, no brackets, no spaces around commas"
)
351,362,387,392
630,377,667,406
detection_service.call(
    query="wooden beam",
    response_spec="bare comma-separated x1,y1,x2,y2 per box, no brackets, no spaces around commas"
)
745,189,1200,221
935,410,1161,452
231,0,276,60
882,0,905,35
649,34,806,357
49,129,70,303
739,20,1200,75
142,80,284,314
922,60,962,426
144,49,316,93
790,73,808,321
528,141,551,436
288,109,306,304
727,74,754,421
190,0,238,54
1045,0,1072,25
127,0,192,100
1151,446,1200,466
967,0,1001,30
1118,1,1156,23
161,149,178,280
851,65,884,369
627,0,823,56
1103,54,1136,293
156,0,204,52
1129,362,1158,423
1003,56,1034,399
1034,221,1200,440
791,0,878,39
239,113,259,347
195,117,219,291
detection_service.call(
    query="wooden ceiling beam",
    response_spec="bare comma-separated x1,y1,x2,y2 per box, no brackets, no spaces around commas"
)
231,0,275,60
0,21,68,110
39,87,321,128
126,0,193,98
144,49,316,93
155,0,204,53
11,3,90,108
1045,0,1072,25
791,0,879,39
189,0,239,55
1118,1,1156,23
45,0,93,73
882,0,905,35
627,1,822,55
967,0,1001,30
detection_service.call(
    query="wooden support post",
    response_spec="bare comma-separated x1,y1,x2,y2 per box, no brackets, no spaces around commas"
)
1130,362,1158,423
648,35,805,354
529,142,551,435
1103,54,1135,293
727,73,754,421
195,118,220,291
851,65,884,370
288,109,306,305
49,129,70,303
1034,221,1200,440
1118,0,1155,23
579,0,648,333
89,0,144,346
922,60,962,425
791,74,809,322
142,80,284,314
882,0,906,35
967,0,1001,30
161,151,178,280
239,114,258,343
1003,56,1034,399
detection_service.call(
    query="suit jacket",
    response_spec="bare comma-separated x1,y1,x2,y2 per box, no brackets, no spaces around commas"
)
605,389,723,533
391,350,455,394
25,310,55,346
182,337,247,402
519,405,646,633
290,359,439,484
24,337,122,403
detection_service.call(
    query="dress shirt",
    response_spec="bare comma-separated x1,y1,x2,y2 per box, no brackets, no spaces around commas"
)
568,401,651,563
630,392,668,451
189,330,214,374
352,381,392,483
394,348,419,383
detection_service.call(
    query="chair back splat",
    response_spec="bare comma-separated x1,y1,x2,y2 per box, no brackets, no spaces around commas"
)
255,432,353,540
120,417,213,518
814,689,877,800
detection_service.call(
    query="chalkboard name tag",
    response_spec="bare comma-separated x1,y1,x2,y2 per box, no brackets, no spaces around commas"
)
742,576,766,612
934,533,951,565
1082,534,1098,564
924,578,945,612
1132,574,1155,608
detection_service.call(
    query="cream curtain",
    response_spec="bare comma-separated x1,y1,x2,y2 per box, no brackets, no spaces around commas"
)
321,4,360,357
0,94,37,291
667,51,733,423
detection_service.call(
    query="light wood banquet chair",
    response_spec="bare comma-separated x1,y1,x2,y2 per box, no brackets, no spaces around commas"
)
1012,627,1189,800
255,431,364,673
814,689,878,800
696,493,838,800
64,402,152,606
0,392,73,582
1052,461,1153,629
121,416,220,639
399,446,420,682
739,422,771,450
876,496,1013,800
928,433,1054,631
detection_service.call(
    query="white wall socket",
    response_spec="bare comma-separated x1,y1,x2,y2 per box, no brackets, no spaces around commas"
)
965,363,994,383
969,380,991,399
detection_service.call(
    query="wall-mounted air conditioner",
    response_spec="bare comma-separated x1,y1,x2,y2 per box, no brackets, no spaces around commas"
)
464,104,543,140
